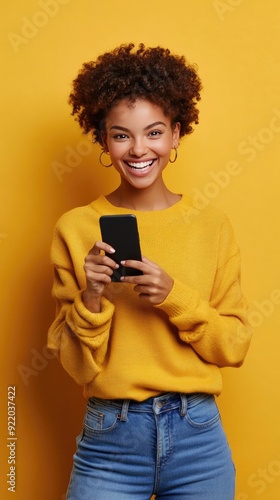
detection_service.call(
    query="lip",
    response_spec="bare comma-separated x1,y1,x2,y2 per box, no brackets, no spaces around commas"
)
124,159,156,176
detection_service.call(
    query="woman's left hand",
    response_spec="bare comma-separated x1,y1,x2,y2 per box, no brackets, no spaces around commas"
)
120,256,173,305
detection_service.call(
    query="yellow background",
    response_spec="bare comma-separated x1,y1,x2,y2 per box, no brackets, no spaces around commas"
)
1,1,280,498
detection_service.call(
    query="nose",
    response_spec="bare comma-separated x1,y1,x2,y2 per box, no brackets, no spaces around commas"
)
129,137,147,157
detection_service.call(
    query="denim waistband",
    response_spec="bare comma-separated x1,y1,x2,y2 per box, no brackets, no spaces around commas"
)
88,392,204,421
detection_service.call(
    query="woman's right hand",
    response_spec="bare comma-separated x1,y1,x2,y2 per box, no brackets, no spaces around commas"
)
82,242,118,312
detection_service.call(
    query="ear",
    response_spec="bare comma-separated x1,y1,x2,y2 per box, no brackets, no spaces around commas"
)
172,122,181,148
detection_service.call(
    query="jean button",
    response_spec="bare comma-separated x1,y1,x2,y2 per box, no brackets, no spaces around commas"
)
157,401,164,408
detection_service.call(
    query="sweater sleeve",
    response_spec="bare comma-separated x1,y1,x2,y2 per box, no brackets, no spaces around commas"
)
47,222,115,385
156,218,252,367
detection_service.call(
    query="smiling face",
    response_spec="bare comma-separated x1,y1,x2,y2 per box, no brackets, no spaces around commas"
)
102,99,180,192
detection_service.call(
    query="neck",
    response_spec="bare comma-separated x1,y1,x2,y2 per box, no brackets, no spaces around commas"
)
106,181,181,211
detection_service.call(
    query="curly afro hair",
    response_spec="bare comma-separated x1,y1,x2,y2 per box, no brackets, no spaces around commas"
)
69,43,202,145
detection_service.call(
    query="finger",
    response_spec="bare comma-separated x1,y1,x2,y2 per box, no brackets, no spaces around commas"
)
87,272,112,285
133,284,152,294
138,292,153,302
120,274,147,285
85,254,119,270
86,264,114,283
141,256,159,269
120,259,148,273
89,241,116,256
121,258,160,274
85,264,116,278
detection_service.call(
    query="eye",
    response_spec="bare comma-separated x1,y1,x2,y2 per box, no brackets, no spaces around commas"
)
113,133,129,140
148,130,163,137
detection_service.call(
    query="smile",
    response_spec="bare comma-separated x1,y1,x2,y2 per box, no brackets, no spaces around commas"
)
125,160,155,170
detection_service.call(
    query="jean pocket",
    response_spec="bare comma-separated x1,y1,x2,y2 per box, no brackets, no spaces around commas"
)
84,401,120,435
185,393,220,429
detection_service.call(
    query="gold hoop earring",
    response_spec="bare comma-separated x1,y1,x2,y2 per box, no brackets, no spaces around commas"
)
99,150,113,168
169,148,178,164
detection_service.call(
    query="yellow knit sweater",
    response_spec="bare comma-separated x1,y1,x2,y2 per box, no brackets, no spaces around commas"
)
48,194,252,400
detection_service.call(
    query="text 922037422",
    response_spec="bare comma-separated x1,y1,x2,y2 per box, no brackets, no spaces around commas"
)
7,386,17,493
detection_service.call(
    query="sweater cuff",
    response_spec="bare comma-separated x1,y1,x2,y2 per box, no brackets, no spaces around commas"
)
67,290,115,335
156,280,200,316
155,280,209,342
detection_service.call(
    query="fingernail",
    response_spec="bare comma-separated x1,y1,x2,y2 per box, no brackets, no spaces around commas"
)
109,247,115,253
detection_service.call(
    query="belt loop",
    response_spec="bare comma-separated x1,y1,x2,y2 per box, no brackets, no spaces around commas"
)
180,393,187,417
120,399,130,421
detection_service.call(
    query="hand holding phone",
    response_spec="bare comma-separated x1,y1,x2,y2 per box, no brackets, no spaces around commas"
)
99,214,143,282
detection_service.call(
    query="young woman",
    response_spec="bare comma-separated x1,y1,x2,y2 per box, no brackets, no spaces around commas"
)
48,43,252,499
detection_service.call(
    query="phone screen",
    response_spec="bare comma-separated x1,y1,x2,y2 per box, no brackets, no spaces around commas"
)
99,214,143,282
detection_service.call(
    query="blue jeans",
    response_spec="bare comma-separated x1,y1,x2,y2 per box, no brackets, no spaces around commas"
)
67,393,235,499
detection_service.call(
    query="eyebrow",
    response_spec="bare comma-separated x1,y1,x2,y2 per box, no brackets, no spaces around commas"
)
109,121,167,132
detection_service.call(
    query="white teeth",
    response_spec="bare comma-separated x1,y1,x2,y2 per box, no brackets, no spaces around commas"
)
127,160,153,169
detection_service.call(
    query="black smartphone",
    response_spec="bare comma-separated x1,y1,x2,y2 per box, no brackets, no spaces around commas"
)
99,214,143,282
